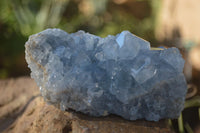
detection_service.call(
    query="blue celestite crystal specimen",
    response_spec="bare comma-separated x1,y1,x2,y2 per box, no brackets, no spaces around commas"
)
25,28,187,121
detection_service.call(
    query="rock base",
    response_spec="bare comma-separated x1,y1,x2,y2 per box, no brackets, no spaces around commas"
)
0,77,174,133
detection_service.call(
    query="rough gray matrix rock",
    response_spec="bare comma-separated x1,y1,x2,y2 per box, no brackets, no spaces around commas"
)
25,28,187,121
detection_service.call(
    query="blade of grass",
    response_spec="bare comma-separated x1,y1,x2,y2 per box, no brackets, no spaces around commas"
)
178,113,184,133
185,96,200,109
185,122,193,133
48,0,69,26
199,107,200,120
36,0,52,30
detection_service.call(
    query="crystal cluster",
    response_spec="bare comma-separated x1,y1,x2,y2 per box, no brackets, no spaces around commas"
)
25,28,187,121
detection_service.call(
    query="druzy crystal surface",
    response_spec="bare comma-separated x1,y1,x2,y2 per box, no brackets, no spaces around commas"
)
25,28,187,121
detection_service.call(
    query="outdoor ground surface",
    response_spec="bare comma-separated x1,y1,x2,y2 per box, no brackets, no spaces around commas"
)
0,77,174,133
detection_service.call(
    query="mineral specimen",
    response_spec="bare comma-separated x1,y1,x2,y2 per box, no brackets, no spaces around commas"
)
25,28,187,121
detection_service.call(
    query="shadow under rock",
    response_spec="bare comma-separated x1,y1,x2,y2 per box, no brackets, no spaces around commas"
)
0,94,41,133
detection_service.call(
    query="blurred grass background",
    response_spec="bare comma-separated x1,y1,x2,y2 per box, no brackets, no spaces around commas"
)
0,0,161,78
1,0,200,132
